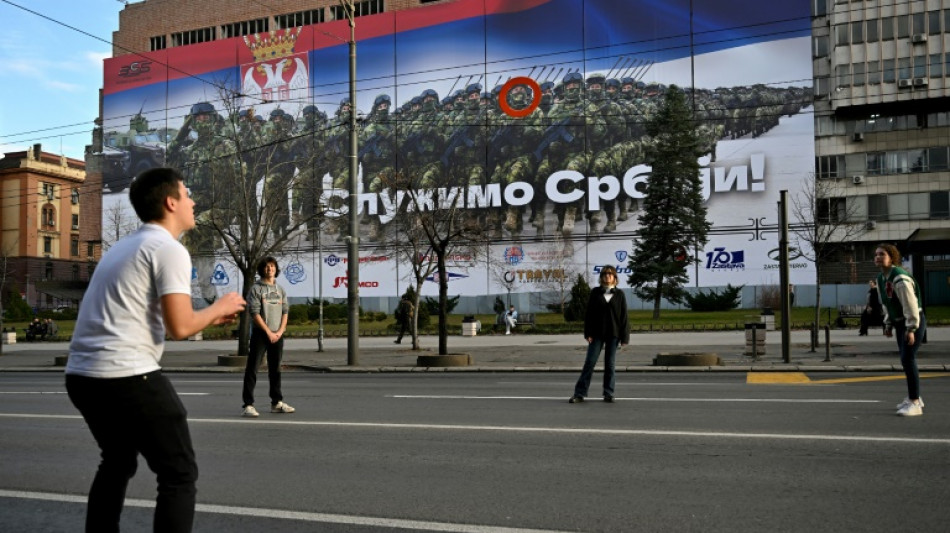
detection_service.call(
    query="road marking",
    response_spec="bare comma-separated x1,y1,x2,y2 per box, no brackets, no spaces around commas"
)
388,395,877,403
0,489,569,533
0,391,209,395
4,413,947,445
747,372,950,385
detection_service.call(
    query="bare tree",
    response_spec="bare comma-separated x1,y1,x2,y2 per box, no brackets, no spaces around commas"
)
101,201,137,251
0,242,14,355
168,91,327,357
790,174,866,335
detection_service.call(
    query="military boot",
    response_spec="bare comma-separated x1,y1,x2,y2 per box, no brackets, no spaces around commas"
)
504,208,520,233
617,198,629,221
562,206,576,236
604,219,617,232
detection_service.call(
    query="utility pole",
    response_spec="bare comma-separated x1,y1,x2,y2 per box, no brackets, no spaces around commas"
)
779,190,791,364
343,0,360,365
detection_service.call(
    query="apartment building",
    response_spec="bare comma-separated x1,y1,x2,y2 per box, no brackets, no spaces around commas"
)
0,145,99,309
812,0,950,304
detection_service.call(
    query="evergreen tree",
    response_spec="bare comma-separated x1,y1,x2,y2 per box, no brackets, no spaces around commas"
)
627,85,710,319
564,274,591,322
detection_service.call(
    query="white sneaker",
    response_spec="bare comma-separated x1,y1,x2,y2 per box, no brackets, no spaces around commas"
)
896,397,924,409
242,405,259,418
896,402,923,417
271,401,295,414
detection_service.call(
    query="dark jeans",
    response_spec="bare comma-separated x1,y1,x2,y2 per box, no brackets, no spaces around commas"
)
243,329,284,407
573,336,620,398
895,313,927,400
65,370,198,533
395,321,408,343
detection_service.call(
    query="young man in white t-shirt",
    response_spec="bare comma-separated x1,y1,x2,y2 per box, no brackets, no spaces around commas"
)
65,167,246,532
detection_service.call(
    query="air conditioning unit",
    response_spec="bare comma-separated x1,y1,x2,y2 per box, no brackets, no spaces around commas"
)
865,220,877,230
852,175,865,185
914,78,928,87
912,33,927,43
898,79,913,88
43,253,52,258
852,132,864,142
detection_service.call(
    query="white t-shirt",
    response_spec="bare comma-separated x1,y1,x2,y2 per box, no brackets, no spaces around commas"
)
67,224,192,378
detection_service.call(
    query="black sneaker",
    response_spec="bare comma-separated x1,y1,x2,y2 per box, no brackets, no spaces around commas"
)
568,395,584,403
603,395,614,403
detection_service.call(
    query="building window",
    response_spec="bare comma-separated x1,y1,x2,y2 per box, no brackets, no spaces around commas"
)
928,10,942,35
71,189,80,205
221,18,269,39
852,62,865,86
898,57,911,80
171,26,216,47
868,195,888,221
866,19,879,43
867,59,881,84
928,147,949,171
883,59,896,83
897,15,910,39
72,214,79,230
275,8,325,29
42,205,56,228
912,12,926,36
836,64,850,87
72,264,80,280
882,17,895,40
931,54,944,78
45,261,53,280
87,242,94,257
816,155,841,180
813,35,829,58
835,24,849,46
851,21,864,44
331,0,384,20
43,236,52,254
867,152,884,175
931,191,950,218
71,237,80,257
914,55,927,78
150,35,166,51
818,198,847,223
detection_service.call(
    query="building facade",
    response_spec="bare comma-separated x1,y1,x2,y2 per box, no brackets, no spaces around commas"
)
812,0,950,305
0,145,100,310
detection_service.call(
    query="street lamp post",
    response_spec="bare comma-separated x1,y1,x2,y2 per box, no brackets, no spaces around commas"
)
344,1,360,366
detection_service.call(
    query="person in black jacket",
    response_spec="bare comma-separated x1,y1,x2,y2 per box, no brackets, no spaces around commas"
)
859,279,883,336
569,265,630,403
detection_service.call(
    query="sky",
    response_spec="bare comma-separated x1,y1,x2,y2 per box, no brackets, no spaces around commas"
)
0,0,123,161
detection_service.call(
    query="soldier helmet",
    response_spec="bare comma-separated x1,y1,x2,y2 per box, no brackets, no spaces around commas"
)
492,84,503,97
586,72,606,87
563,71,583,85
465,83,483,95
410,96,423,107
421,89,439,101
621,77,635,87
302,105,319,115
452,89,465,101
540,81,555,93
189,102,216,116
373,94,391,108
340,97,351,106
606,78,621,90
237,109,249,118
269,108,286,119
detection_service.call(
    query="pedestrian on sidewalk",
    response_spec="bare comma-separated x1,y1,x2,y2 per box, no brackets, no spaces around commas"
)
859,279,883,336
875,244,927,417
505,305,518,335
65,168,246,532
394,294,414,344
569,265,629,403
242,257,295,418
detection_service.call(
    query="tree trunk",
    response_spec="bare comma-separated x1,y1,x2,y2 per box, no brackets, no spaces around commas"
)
652,277,664,320
412,282,423,351
237,270,255,357
437,251,448,356
812,263,822,350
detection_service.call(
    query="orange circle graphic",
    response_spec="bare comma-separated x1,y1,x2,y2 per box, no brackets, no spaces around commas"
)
498,77,542,118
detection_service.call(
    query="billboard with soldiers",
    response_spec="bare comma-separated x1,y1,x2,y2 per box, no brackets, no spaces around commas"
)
101,0,815,301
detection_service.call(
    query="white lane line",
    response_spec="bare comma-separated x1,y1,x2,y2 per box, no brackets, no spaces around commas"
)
0,489,568,533
390,395,878,403
0,391,208,395
4,413,947,445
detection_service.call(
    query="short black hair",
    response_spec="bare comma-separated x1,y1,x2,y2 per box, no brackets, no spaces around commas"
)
257,256,280,278
129,167,183,223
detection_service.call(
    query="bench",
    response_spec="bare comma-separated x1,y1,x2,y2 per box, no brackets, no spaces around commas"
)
494,312,536,333
836,304,864,328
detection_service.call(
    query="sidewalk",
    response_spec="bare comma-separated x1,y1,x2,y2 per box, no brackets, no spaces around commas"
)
1,327,948,373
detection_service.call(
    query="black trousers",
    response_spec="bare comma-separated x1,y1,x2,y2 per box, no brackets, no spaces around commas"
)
242,329,284,407
66,370,198,533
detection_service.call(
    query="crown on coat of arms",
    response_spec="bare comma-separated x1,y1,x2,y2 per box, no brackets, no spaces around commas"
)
244,28,301,62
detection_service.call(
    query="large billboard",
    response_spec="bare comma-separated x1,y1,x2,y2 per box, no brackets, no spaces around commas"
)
101,0,815,301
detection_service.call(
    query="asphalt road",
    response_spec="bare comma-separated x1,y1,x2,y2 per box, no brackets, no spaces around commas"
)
2,372,949,532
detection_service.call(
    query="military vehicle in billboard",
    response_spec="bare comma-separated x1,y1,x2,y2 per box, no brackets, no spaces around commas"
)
101,110,174,192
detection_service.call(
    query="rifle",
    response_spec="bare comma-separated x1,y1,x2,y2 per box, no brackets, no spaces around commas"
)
440,124,476,167
532,117,574,162
486,123,515,171
358,131,390,160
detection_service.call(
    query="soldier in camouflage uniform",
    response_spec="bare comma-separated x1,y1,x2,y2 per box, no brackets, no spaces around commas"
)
167,101,238,300
585,73,626,234
533,72,607,238
294,105,329,240
362,94,398,240
399,89,445,188
325,98,354,241
260,108,299,239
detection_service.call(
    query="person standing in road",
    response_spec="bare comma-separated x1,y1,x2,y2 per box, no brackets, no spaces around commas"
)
875,244,927,416
859,279,883,336
569,265,630,403
394,295,414,344
65,167,246,532
242,257,295,418
505,305,518,335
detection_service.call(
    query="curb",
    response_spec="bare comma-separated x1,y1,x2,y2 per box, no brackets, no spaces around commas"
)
4,365,950,373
